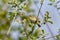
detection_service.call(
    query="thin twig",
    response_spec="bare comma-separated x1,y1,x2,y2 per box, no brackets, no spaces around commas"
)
29,25,35,35
6,2,20,35
28,1,43,38
45,23,56,40
37,4,43,18
7,13,17,35
45,34,60,39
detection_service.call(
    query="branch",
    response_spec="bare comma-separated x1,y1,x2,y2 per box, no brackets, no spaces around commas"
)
6,13,17,35
28,0,44,36
29,25,35,35
37,4,43,18
44,34,60,39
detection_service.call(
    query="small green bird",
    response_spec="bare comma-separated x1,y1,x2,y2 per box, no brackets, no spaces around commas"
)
29,15,41,27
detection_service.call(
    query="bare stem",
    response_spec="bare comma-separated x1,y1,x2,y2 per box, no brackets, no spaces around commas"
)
7,13,17,35
45,34,60,39
37,4,43,18
28,1,43,37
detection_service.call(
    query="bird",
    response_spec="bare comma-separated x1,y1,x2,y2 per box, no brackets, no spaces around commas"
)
29,15,41,27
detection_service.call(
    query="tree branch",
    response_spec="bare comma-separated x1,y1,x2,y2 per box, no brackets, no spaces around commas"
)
37,4,43,18
6,13,17,35
28,0,44,37
44,34,60,39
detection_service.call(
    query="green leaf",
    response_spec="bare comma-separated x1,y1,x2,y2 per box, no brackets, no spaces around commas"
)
27,0,32,5
19,0,25,3
48,20,53,24
58,29,60,32
42,30,44,34
56,35,60,40
18,27,24,33
44,11,53,24
2,0,7,4
19,37,27,40
30,36,36,40
33,28,40,38
50,0,55,2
